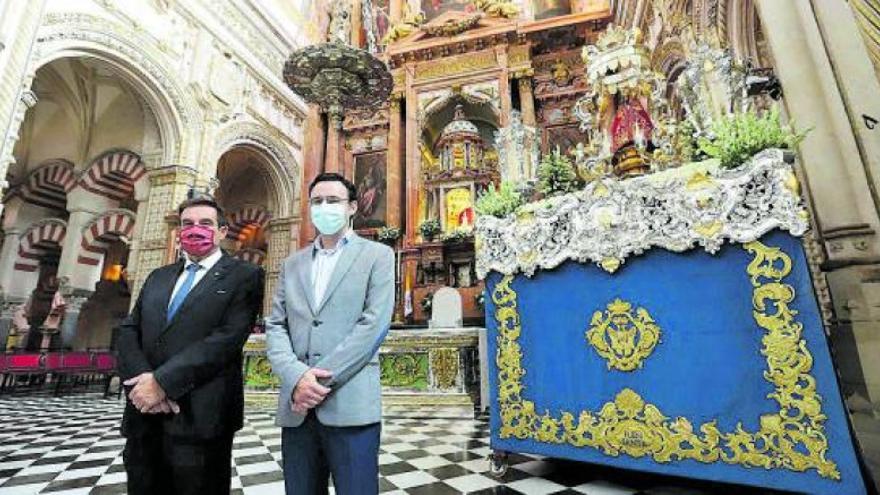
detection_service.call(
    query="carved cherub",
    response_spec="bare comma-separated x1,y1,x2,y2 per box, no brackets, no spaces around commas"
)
473,0,520,19
382,3,426,45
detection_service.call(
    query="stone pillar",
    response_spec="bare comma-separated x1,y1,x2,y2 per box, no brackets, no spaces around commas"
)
387,97,404,229
0,227,21,295
755,0,880,254
756,0,880,406
128,166,198,303
0,0,46,218
59,293,90,350
264,217,300,315
404,65,420,247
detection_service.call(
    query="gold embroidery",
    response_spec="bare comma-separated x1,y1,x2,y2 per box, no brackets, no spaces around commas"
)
586,299,661,371
492,239,840,479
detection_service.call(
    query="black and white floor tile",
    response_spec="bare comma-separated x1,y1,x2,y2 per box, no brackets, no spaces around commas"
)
0,391,780,495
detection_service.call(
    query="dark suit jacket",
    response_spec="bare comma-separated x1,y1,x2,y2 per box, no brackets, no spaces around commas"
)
117,253,264,439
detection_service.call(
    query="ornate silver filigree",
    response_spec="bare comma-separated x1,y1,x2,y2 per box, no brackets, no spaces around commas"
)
475,149,808,277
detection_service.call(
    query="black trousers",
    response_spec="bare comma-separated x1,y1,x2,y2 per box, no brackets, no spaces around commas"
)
123,430,234,495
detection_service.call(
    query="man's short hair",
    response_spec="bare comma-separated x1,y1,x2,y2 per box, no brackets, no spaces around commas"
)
308,172,358,202
177,194,228,227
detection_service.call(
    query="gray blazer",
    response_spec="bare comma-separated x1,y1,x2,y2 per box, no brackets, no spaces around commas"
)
265,233,394,427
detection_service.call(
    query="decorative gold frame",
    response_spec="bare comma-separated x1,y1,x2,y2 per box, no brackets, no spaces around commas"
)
492,240,840,479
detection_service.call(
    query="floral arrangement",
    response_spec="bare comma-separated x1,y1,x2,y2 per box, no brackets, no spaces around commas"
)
419,219,441,240
698,107,807,169
420,291,433,314
441,227,474,243
537,147,582,197
474,292,485,309
377,226,401,242
475,181,524,218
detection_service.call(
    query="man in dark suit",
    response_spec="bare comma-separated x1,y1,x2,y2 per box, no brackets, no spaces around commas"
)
117,195,264,495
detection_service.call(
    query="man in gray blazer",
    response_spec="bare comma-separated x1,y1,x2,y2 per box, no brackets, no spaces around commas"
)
266,172,394,495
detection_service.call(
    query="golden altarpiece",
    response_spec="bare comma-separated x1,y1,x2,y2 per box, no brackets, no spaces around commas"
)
284,1,616,408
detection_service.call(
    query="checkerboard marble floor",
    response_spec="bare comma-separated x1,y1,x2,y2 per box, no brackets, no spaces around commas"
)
0,392,782,495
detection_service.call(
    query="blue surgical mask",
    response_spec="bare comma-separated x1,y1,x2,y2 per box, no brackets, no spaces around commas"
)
311,203,348,236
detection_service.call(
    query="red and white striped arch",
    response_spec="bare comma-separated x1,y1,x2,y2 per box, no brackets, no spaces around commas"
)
234,248,266,266
14,219,67,272
78,150,146,201
77,210,137,266
17,160,76,211
226,207,271,240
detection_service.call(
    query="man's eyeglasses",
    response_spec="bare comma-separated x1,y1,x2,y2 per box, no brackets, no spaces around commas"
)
309,196,349,206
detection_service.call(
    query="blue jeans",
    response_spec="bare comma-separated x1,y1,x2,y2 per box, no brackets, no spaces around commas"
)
281,411,381,495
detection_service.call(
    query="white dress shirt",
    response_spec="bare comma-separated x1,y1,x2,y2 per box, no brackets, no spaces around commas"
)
168,248,224,307
311,231,351,306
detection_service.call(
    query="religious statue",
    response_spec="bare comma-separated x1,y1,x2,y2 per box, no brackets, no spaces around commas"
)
574,25,678,178
329,0,353,44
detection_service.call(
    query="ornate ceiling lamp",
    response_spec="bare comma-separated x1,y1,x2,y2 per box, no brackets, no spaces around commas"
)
283,42,392,172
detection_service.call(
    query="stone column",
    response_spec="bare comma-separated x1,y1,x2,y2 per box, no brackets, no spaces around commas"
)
754,0,880,255
0,227,21,295
264,217,300,315
404,65,420,247
756,0,880,406
0,0,46,219
128,166,198,303
387,97,404,229
59,293,90,350
56,188,113,291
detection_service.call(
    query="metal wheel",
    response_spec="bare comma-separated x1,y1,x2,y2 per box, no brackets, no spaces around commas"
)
487,450,509,479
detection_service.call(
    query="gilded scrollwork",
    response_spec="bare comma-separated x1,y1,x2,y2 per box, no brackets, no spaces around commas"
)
586,299,661,371
492,239,840,479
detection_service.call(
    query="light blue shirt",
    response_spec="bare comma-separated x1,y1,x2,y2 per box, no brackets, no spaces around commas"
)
311,231,352,306
169,248,223,307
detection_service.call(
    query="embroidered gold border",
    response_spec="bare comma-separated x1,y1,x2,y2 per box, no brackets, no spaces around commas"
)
492,240,840,479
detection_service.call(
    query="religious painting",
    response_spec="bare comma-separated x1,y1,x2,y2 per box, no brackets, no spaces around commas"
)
445,187,474,230
543,124,588,156
421,0,477,21
532,0,572,20
353,151,388,230
361,0,391,51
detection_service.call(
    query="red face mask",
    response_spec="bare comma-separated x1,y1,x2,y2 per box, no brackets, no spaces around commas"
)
179,225,216,257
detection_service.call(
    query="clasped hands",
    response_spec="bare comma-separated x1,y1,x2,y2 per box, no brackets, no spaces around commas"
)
291,368,333,415
124,373,181,415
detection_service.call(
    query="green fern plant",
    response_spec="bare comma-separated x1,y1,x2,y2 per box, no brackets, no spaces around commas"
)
537,147,582,196
475,181,524,218
698,107,807,169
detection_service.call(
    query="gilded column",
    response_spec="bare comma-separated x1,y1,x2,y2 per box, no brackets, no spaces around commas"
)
264,217,300,315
